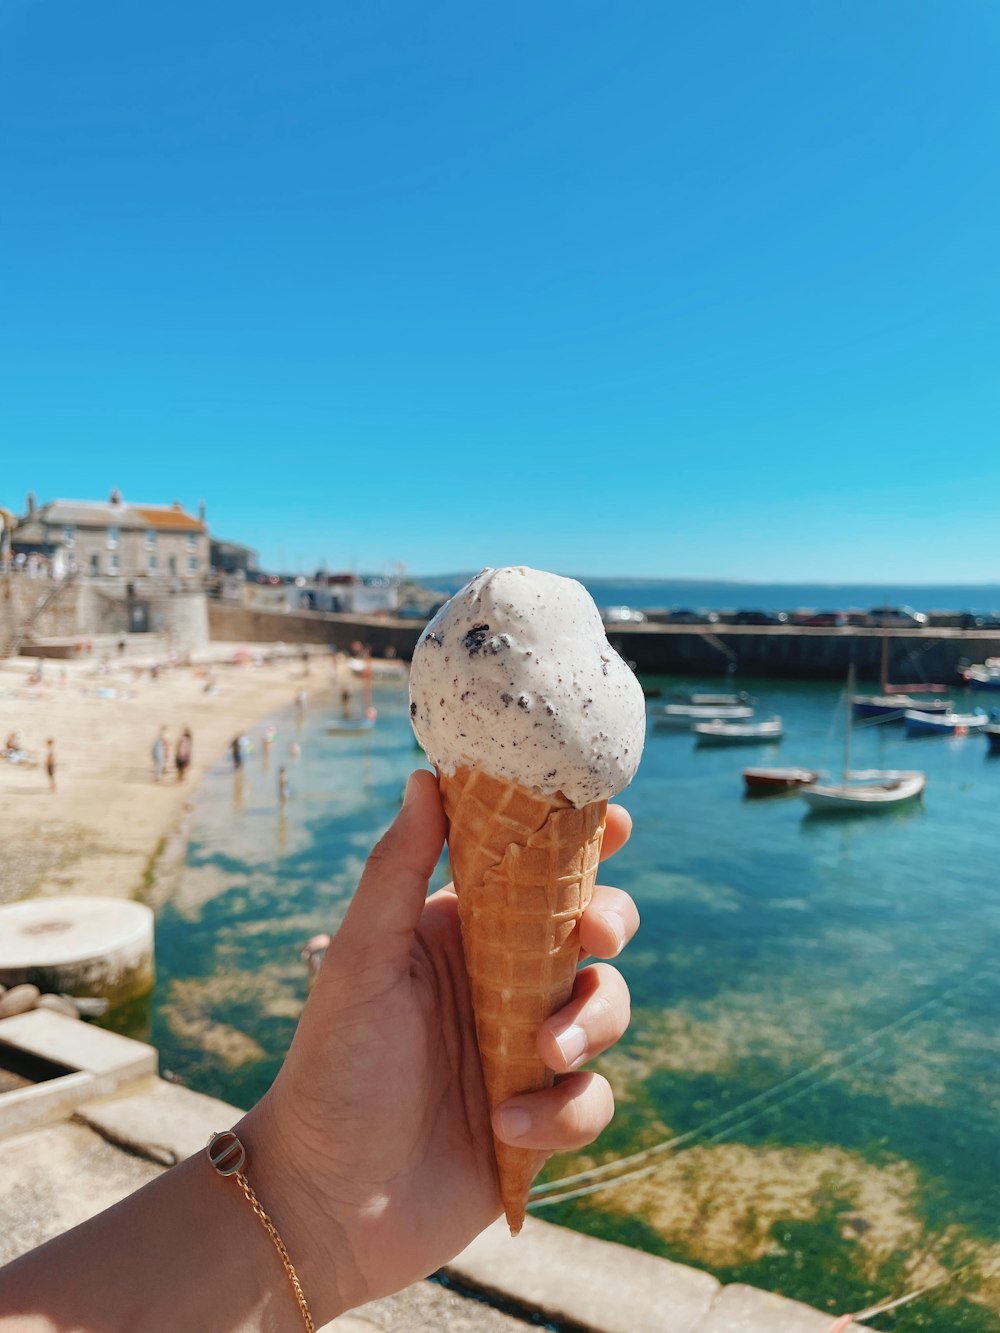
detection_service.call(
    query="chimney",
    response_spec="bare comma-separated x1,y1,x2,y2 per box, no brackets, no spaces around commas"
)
109,488,122,505
26,492,36,516
198,500,206,525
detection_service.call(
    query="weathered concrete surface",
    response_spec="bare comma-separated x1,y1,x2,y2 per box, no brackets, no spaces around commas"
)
0,896,155,1004
447,1215,720,1333
76,1077,244,1166
692,1283,864,1331
0,1119,161,1263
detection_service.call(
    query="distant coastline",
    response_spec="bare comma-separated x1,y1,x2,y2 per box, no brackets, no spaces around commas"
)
415,574,1000,616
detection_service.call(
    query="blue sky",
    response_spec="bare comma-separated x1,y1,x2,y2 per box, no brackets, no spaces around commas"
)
1,1,997,580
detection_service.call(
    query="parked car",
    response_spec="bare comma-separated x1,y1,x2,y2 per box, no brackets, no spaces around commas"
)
602,606,647,624
728,610,789,625
795,611,848,627
666,609,720,625
957,612,1000,629
866,606,928,628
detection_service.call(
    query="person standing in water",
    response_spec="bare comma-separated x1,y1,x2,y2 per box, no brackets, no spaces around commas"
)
152,726,168,782
175,728,192,781
277,765,288,805
45,738,56,793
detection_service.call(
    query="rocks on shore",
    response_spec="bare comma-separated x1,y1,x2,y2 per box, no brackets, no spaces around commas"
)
0,982,107,1022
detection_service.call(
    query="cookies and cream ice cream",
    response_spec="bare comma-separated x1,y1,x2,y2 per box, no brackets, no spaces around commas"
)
408,566,645,806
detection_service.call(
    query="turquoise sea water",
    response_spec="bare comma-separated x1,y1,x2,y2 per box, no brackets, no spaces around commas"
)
133,675,1000,1330
419,575,1000,617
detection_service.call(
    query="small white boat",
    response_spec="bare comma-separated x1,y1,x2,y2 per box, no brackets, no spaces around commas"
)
674,690,756,707
652,703,754,730
694,717,783,746
802,771,926,813
903,709,988,737
743,766,820,795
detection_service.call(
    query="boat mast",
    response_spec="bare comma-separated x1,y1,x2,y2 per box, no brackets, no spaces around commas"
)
880,602,890,694
843,661,855,782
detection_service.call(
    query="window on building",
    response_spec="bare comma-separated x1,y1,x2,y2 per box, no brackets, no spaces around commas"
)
186,533,196,551
148,554,157,575
64,525,75,545
107,526,119,549
108,551,119,574
146,530,157,548
169,556,178,576
188,555,198,574
90,553,100,575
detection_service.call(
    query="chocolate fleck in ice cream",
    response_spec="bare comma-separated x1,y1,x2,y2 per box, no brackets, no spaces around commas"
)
409,566,645,1232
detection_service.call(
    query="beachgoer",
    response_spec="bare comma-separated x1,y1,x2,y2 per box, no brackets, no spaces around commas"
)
277,766,288,805
152,726,168,782
175,728,192,781
0,774,637,1328
44,738,55,793
288,740,301,761
231,735,243,771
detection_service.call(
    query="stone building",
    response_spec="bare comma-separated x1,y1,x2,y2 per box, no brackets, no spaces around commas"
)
11,490,209,583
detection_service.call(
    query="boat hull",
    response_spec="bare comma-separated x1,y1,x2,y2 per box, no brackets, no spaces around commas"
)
743,766,819,794
801,772,926,813
904,710,988,736
695,720,783,746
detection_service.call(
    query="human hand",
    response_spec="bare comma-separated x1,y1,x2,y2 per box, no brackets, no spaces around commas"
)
241,769,638,1324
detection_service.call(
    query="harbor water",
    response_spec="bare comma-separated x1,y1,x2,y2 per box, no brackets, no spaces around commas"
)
133,673,1000,1331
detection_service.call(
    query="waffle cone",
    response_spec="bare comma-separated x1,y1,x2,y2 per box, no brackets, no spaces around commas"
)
438,765,607,1234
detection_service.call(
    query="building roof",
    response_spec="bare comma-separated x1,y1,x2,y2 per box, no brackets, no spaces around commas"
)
132,505,205,532
15,497,205,534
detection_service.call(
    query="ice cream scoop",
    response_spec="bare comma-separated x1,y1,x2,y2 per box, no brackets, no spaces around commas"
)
409,567,645,1232
409,566,645,807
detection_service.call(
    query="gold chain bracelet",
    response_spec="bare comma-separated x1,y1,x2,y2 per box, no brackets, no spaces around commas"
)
207,1130,315,1333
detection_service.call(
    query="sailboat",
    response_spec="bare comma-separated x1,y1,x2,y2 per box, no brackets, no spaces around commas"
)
802,666,927,814
851,613,950,722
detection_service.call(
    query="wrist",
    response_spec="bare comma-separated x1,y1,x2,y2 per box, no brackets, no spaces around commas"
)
234,1093,367,1325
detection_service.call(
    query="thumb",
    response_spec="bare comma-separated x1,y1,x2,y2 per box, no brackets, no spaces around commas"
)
332,768,447,966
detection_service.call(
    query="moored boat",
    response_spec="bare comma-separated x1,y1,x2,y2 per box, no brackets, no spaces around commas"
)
904,709,988,737
802,771,926,813
852,694,951,721
652,703,754,730
743,766,819,794
985,725,1000,755
694,717,783,746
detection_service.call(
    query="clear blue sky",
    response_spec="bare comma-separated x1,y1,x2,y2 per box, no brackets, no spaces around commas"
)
1,1,997,580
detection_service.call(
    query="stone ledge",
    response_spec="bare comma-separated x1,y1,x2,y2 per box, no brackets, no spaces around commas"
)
692,1282,864,1332
446,1215,720,1333
76,1078,244,1166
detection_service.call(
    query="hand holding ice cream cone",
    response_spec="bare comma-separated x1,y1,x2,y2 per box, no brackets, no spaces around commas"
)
410,566,646,1232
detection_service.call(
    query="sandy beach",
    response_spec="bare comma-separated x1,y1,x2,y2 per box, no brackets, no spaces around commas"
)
0,645,333,908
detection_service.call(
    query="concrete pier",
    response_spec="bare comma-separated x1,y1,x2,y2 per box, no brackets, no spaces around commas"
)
0,897,154,1006
205,602,1000,682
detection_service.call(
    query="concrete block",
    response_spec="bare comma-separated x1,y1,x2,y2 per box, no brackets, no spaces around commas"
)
77,1077,245,1165
693,1283,865,1332
447,1216,720,1333
0,1008,156,1082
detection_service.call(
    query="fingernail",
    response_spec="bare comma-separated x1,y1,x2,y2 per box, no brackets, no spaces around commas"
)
497,1105,532,1141
553,1023,587,1066
599,909,626,955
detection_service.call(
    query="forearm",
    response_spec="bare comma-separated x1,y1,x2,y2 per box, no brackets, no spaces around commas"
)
0,1106,349,1333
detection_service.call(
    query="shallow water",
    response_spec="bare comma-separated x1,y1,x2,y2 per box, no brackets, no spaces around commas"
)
137,675,1000,1329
